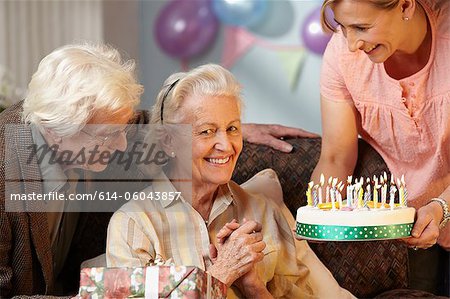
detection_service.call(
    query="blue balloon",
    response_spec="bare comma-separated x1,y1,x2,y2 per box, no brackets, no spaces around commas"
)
212,0,268,27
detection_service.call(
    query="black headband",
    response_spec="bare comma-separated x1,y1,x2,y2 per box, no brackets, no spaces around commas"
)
160,79,180,123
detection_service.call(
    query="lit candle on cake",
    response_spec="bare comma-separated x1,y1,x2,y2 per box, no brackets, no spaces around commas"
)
397,177,404,207
306,181,314,207
318,174,325,204
366,178,372,201
326,177,332,203
347,176,353,207
332,177,338,188
347,186,353,207
330,191,336,210
389,184,397,210
373,176,379,209
380,174,387,209
330,178,337,210
358,183,364,209
364,185,370,208
382,186,387,209
312,185,319,208
401,175,407,207
338,183,344,209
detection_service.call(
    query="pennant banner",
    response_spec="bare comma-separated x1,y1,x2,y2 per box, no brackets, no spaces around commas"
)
221,26,257,69
277,48,306,91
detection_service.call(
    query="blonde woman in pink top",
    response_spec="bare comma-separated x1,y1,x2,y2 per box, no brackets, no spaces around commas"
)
306,0,449,295
244,0,448,295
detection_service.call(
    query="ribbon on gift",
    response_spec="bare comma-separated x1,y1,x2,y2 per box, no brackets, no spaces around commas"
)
144,266,220,299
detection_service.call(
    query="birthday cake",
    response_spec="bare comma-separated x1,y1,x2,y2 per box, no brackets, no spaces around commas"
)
296,174,415,241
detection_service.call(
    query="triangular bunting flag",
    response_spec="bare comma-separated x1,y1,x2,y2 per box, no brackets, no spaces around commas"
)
221,26,257,69
277,48,306,91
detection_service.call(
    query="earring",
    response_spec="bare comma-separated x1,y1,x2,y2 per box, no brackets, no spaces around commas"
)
402,16,410,21
170,151,176,158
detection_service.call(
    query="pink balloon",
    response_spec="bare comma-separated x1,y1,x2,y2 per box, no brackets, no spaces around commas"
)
301,6,334,55
155,0,219,59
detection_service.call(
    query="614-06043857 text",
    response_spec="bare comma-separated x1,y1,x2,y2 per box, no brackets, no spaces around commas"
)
101,191,182,201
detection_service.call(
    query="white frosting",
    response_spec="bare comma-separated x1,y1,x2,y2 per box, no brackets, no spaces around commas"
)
296,206,415,226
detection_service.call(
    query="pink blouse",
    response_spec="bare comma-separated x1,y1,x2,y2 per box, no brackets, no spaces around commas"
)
320,0,450,212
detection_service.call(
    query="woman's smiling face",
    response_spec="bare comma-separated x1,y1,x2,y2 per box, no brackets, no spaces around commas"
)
332,0,406,63
178,94,243,188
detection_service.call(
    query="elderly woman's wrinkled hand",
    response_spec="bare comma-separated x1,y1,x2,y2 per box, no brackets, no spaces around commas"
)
216,219,240,245
403,201,442,250
208,220,265,287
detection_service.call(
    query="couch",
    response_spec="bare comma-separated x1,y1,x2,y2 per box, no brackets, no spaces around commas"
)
53,137,448,298
232,138,449,299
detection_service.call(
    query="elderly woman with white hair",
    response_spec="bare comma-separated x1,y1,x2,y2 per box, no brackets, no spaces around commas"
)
0,43,143,297
106,64,354,298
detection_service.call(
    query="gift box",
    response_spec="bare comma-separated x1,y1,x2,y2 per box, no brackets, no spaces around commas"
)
78,266,227,299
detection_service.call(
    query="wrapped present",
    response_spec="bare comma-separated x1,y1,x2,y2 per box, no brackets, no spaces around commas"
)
78,266,227,299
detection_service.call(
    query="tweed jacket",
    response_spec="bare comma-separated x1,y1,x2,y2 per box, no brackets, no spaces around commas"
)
0,102,53,298
0,102,149,298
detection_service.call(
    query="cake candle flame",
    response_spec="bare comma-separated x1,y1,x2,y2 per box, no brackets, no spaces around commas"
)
320,174,325,186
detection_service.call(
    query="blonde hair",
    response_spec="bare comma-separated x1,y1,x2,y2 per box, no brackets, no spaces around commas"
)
23,43,143,137
321,0,401,32
151,63,242,124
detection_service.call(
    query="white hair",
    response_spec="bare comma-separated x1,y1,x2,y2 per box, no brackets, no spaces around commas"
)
151,63,243,124
23,43,143,137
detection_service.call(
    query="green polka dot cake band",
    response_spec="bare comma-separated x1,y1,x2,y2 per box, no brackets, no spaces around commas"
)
296,223,414,241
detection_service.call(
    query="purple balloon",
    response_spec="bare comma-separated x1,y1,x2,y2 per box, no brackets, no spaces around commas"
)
155,0,219,59
301,6,334,55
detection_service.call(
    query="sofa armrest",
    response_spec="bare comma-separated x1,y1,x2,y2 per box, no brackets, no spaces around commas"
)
233,137,409,298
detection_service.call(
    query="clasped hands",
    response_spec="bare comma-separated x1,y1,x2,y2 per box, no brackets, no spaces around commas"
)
208,218,266,292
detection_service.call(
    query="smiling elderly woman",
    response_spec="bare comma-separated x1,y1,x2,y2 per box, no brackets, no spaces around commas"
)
106,64,354,298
